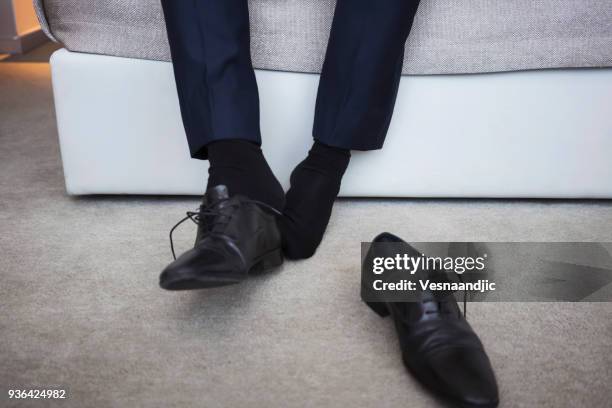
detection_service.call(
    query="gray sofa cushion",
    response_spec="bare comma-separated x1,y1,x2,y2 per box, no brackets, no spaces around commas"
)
34,0,612,75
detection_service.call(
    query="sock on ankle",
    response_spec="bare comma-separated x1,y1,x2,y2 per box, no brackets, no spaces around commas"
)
207,140,285,210
280,141,351,259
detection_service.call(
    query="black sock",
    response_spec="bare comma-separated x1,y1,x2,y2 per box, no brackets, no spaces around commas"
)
281,141,351,259
207,140,285,210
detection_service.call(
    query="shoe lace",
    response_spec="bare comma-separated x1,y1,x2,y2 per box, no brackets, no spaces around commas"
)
168,198,281,260
425,273,468,319
457,272,468,318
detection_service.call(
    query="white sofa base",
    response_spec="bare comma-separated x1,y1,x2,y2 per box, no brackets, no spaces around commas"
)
50,49,612,197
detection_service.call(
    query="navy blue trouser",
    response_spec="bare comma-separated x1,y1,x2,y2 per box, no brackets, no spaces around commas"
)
161,0,421,159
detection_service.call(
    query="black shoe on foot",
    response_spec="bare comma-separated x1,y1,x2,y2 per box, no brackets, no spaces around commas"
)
362,233,499,408
159,185,283,290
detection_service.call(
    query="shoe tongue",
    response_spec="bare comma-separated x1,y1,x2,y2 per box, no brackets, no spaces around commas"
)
204,185,230,205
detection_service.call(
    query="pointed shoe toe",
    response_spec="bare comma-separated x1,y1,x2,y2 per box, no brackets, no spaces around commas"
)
159,242,246,290
413,347,499,408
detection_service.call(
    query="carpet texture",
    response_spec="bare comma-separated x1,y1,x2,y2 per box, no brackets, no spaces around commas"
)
1,63,611,408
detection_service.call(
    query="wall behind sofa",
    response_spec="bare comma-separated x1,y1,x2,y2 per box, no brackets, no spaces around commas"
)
0,0,45,54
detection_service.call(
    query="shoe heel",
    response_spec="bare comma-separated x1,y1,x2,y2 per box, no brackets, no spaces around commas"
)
259,248,284,270
364,301,390,318
361,283,389,318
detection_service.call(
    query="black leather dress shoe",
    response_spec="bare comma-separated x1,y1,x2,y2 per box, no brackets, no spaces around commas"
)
362,233,499,408
159,185,283,290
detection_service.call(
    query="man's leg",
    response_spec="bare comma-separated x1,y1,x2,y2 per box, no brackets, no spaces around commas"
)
314,0,421,150
159,0,285,290
161,0,284,209
282,0,422,259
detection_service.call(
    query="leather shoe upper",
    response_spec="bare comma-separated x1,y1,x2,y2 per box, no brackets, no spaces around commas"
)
363,233,499,408
160,185,283,290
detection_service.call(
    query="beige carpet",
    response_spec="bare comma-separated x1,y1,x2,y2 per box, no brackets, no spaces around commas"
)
1,61,611,408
